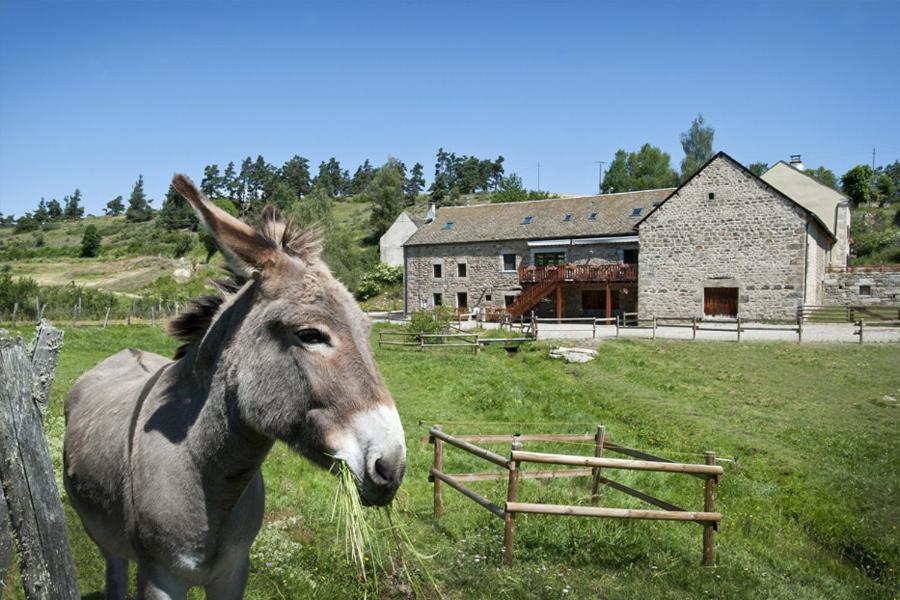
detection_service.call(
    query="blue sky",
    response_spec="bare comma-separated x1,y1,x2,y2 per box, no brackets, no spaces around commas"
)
1,0,898,217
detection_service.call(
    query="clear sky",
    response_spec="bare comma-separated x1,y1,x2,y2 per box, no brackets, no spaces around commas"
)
1,0,898,217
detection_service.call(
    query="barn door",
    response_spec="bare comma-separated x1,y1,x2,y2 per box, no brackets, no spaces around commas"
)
704,287,738,317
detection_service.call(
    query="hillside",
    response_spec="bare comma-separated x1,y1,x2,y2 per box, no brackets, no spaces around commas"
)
850,204,900,265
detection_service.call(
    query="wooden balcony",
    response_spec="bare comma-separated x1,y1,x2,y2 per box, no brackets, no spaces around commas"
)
519,263,638,285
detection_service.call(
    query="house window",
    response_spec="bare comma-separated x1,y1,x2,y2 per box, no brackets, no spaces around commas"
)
534,252,566,266
563,214,572,222
588,212,598,220
504,294,518,308
708,193,715,200
457,263,467,278
521,216,534,225
859,285,872,296
456,292,468,308
433,263,442,278
623,249,638,264
432,293,443,306
502,253,517,271
704,287,738,317
485,294,492,302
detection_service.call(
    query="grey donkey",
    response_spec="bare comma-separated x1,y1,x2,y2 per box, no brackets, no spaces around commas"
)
63,174,406,598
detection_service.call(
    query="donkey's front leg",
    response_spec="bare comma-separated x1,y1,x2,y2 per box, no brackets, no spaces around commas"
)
137,561,188,600
204,554,249,600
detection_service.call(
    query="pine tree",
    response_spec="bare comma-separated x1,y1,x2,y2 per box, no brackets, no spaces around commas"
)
34,198,50,226
80,224,102,257
157,184,198,230
281,155,312,198
201,164,224,197
64,189,85,220
350,159,376,195
125,175,154,222
679,114,715,181
47,198,63,220
223,161,241,202
105,196,125,216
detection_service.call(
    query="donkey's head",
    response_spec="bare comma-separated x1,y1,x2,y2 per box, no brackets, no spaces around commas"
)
172,175,405,506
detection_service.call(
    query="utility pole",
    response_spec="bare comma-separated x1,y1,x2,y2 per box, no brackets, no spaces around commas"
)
595,161,606,194
872,147,876,170
537,162,541,191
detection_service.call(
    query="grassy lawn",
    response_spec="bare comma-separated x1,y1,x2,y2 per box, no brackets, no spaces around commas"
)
2,325,897,599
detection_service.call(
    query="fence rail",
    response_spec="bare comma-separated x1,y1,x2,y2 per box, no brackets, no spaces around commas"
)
426,425,722,566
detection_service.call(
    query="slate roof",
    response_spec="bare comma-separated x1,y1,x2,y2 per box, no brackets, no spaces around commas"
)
760,161,849,237
404,189,674,246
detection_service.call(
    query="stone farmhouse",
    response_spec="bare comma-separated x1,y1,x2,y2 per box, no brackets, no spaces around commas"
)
399,152,854,321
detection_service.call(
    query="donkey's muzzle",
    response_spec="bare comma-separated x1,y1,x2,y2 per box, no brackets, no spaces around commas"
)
361,446,405,506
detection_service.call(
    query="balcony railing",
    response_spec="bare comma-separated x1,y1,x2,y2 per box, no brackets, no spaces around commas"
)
518,263,638,284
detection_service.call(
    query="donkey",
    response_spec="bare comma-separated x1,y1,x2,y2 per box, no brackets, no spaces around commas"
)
63,174,406,599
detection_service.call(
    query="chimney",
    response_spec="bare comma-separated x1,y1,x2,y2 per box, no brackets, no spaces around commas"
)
425,203,436,223
789,154,804,171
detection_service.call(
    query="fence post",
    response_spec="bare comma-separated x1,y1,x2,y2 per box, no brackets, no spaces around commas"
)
702,451,717,567
590,424,606,506
592,318,597,340
692,317,697,341
858,319,865,344
11,303,18,328
531,311,537,339
127,300,134,326
0,335,80,598
797,314,803,344
35,298,40,321
615,315,620,338
38,303,46,321
103,306,111,329
474,335,480,355
736,317,742,343
420,334,425,352
432,426,443,516
652,316,657,340
503,435,522,566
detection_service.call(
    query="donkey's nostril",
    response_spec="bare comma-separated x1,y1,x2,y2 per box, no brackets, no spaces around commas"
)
374,457,391,482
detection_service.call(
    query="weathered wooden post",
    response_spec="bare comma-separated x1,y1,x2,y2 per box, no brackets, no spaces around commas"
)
11,303,18,328
590,424,606,506
432,426,443,516
736,317,742,343
474,335,480,355
503,435,522,566
692,316,697,340
797,314,803,343
103,305,111,329
858,319,865,344
702,451,717,567
652,316,657,340
0,324,79,598
531,311,537,339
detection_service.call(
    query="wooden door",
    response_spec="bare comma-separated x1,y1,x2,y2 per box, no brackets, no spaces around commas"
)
704,287,738,317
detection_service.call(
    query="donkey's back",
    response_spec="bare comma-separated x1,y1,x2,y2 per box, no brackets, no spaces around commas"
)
64,348,171,560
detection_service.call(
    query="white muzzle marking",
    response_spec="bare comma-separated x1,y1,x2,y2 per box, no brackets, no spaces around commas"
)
330,404,405,484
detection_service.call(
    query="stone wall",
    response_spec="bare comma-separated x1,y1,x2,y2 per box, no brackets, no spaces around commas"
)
637,155,823,320
823,271,900,305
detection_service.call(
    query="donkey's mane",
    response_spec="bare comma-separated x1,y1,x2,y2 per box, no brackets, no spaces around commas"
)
168,209,322,360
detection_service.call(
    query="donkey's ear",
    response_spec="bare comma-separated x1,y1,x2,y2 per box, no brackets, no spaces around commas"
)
259,203,323,263
172,174,278,270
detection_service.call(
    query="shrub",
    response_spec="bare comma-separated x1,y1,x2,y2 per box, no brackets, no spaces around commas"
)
80,224,102,257
354,263,403,301
407,308,452,335
172,233,194,258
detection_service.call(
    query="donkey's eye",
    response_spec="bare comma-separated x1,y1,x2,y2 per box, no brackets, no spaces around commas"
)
295,329,331,346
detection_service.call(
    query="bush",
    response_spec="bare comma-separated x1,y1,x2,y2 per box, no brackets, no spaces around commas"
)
80,224,102,257
407,308,452,335
172,233,194,258
354,263,403,301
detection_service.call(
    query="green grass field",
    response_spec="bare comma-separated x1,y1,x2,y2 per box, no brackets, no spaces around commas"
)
2,325,898,599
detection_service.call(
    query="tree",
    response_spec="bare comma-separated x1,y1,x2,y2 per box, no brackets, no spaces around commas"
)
313,158,349,197
47,198,62,220
265,179,300,211
841,165,875,208
125,175,154,222
280,155,312,198
679,113,715,181
404,162,425,205
350,159,376,195
105,196,125,216
748,162,768,177
201,164,224,198
875,160,899,205
803,166,838,190
80,224,102,257
223,161,241,203
14,213,39,233
367,159,406,237
33,198,49,226
199,198,239,262
157,183,198,230
491,173,528,203
601,144,678,193
64,189,85,220
289,183,334,228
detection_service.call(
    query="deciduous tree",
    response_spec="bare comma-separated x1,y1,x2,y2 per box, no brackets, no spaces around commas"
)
602,144,678,193
679,113,715,181
841,165,875,208
367,159,405,237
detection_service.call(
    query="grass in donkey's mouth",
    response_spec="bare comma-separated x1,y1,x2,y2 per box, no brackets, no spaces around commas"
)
332,461,442,598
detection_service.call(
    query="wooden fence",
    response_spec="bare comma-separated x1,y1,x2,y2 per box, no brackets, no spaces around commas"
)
426,425,723,566
0,322,79,598
798,304,900,323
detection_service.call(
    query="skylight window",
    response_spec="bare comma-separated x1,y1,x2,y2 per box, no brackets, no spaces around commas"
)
588,212,598,220
521,216,534,225
630,208,643,217
442,221,454,230
563,214,572,222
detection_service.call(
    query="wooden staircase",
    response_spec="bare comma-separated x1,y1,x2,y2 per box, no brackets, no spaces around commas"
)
507,279,559,318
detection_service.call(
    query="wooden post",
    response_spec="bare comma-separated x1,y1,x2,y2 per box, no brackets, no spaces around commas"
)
11,303,18,328
127,300,134,326
605,284,612,322
702,451,716,567
590,425,606,506
474,335,480,355
0,336,80,598
503,435,523,566
797,314,803,344
858,319,865,344
38,303,46,321
432,426,443,516
692,317,697,341
592,318,597,340
103,306,111,329
555,285,563,322
736,317,742,343
420,334,425,352
35,298,40,321
531,311,538,339
652,316,657,340
615,315,620,338
28,321,64,415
